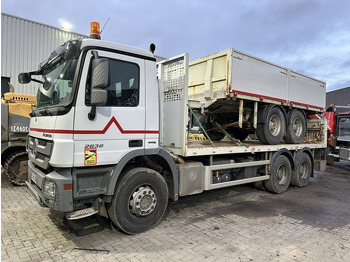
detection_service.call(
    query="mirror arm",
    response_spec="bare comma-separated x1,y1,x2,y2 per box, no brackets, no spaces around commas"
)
88,51,99,121
88,105,96,121
30,69,43,75
92,50,99,59
31,79,44,84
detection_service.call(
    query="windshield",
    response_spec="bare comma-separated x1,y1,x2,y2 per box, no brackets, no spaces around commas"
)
35,40,80,110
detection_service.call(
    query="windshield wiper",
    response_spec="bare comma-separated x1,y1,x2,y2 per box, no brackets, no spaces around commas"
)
42,107,52,116
38,102,53,116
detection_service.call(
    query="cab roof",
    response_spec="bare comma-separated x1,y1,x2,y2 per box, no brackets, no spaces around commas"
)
80,38,156,61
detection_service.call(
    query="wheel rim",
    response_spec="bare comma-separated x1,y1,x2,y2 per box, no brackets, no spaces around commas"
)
129,185,157,217
293,118,303,137
269,115,281,136
299,161,308,179
276,165,287,185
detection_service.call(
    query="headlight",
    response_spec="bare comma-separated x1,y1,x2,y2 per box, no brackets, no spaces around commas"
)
43,180,56,199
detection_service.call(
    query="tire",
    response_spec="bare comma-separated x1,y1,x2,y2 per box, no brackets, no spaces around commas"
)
203,122,225,141
253,181,267,191
257,106,286,145
265,155,291,194
290,152,312,187
108,167,168,234
256,123,268,144
284,109,306,144
228,128,249,141
207,130,225,141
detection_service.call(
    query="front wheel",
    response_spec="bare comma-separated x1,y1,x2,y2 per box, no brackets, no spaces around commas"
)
108,168,168,234
257,106,286,145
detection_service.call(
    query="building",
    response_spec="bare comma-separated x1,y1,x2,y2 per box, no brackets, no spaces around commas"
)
326,87,350,110
1,13,87,96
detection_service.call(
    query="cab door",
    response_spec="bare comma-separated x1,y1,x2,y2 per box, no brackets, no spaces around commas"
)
73,49,147,167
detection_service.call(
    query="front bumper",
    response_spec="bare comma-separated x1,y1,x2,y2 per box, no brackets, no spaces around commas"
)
25,180,47,207
26,160,74,212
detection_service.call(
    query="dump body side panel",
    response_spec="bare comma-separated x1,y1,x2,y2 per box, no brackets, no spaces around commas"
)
231,50,288,103
289,71,326,110
188,48,325,111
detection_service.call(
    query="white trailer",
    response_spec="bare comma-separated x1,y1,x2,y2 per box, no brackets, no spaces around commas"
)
22,24,327,234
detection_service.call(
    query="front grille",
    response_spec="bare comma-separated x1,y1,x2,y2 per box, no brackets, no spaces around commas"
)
27,136,53,169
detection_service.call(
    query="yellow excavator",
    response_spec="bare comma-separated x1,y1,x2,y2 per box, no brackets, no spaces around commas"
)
1,84,36,185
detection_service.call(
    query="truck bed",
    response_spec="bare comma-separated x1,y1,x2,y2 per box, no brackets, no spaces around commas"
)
183,118,327,157
186,139,326,156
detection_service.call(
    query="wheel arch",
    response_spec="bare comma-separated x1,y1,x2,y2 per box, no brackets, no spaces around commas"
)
270,148,295,172
107,148,179,201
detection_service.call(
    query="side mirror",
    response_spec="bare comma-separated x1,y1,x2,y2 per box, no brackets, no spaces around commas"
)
88,58,110,120
90,58,109,106
91,58,110,89
91,89,107,106
18,73,32,84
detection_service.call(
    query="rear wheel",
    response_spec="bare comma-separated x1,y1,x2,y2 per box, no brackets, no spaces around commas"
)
108,168,168,234
290,152,312,187
265,155,291,194
203,122,225,141
228,128,249,141
284,109,306,144
257,106,285,145
206,130,225,141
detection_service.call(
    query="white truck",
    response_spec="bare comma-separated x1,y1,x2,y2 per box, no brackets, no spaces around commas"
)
20,24,327,234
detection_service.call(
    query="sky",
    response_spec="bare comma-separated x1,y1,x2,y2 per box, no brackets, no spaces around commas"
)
2,0,350,92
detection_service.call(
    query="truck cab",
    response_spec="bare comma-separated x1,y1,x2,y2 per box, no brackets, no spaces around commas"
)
23,38,176,233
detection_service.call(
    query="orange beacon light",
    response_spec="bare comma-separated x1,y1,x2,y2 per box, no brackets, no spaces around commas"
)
90,22,100,39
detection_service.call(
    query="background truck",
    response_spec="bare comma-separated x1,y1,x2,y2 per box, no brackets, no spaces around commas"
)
323,105,350,162
1,85,36,185
20,23,327,234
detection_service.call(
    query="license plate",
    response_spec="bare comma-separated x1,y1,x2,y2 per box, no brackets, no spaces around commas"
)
31,172,38,185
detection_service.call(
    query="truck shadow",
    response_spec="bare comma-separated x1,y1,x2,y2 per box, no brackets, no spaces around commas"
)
46,184,258,237
42,161,350,238
48,211,113,237
166,164,350,229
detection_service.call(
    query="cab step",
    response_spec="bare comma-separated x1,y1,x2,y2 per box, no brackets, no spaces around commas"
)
66,207,98,220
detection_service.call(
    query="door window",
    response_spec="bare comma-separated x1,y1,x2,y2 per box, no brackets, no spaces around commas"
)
86,58,140,107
